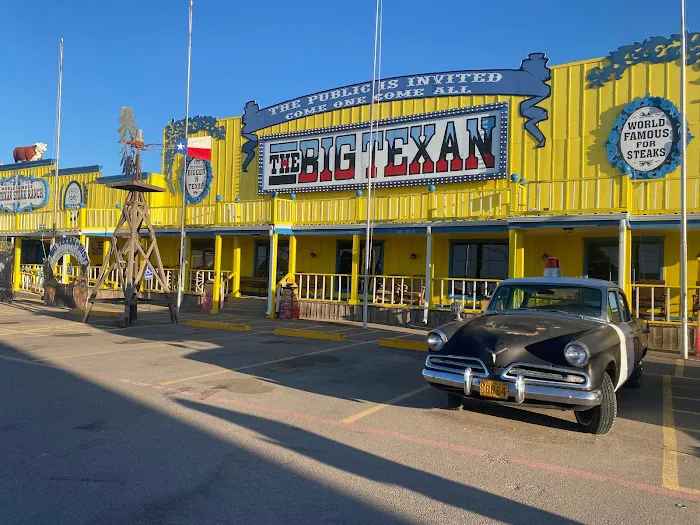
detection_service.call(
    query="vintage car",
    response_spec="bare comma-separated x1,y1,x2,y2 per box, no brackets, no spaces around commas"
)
422,277,647,434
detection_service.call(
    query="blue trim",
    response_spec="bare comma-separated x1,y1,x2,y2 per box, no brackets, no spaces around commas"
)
58,165,102,176
0,159,55,172
629,218,700,229
510,219,621,229
607,96,692,180
432,224,508,233
95,172,150,184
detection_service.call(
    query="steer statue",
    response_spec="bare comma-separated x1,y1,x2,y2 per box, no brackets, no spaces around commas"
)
13,142,48,163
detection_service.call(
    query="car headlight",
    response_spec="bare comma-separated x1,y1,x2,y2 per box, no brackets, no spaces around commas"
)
564,341,590,367
427,329,447,352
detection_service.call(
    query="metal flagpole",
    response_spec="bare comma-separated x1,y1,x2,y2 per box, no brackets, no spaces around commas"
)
679,0,689,360
362,0,383,329
52,38,64,242
177,0,193,313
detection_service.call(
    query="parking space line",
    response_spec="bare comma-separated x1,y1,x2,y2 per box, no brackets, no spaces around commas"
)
158,340,368,386
662,375,680,491
649,371,700,381
675,359,685,378
677,426,700,435
341,385,432,424
673,395,698,401
674,408,700,417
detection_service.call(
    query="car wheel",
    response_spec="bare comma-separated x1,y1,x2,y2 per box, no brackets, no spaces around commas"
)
625,361,643,389
575,372,617,435
445,392,463,410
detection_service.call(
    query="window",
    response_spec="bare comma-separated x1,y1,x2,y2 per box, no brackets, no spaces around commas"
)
632,237,663,282
586,239,619,282
608,290,621,323
450,241,508,280
618,291,632,322
254,240,289,278
488,284,602,317
336,241,384,275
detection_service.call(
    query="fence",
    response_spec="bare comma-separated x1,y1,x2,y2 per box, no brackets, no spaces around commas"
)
433,278,501,311
294,273,351,302
631,283,700,323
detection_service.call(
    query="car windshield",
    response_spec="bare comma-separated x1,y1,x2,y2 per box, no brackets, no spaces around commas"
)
487,284,603,318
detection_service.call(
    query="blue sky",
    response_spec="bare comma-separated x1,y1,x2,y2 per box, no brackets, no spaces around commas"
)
1,0,697,176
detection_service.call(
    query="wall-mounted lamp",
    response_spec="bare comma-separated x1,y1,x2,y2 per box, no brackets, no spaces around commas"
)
410,252,418,260
563,227,574,233
541,253,549,261
310,251,317,259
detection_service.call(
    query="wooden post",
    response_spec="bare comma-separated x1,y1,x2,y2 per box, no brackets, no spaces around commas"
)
212,234,222,314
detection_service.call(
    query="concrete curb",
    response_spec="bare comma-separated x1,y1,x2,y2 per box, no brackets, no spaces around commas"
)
69,309,120,318
274,327,345,341
185,320,251,332
378,338,427,352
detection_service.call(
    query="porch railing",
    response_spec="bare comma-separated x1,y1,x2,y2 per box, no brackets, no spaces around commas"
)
433,278,501,311
187,269,233,295
295,273,351,302
514,177,622,214
19,264,44,295
631,283,700,323
368,275,426,306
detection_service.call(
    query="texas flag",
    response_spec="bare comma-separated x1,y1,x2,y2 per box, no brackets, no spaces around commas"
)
175,136,212,161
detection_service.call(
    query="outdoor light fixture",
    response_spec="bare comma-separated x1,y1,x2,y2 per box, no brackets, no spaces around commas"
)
310,251,316,259
541,253,549,261
563,227,574,233
410,252,417,260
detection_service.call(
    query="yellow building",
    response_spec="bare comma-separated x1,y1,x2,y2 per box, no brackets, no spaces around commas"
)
3,33,700,337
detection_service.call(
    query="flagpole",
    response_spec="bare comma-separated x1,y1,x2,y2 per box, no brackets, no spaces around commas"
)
679,0,689,360
52,38,64,243
362,0,382,329
177,0,193,313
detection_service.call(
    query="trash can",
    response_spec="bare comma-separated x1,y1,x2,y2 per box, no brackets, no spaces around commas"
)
279,281,300,320
201,279,214,312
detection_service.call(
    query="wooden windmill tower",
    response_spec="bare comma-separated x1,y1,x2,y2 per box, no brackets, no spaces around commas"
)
83,108,178,326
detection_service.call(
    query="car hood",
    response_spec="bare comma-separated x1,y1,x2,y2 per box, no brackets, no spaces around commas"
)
440,312,606,367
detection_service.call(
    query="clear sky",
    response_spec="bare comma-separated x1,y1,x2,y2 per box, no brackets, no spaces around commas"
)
1,0,697,176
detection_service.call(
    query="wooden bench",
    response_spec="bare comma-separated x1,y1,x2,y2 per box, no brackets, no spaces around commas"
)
240,276,268,294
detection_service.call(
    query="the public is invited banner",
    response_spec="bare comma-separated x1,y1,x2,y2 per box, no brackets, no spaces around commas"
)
259,103,507,194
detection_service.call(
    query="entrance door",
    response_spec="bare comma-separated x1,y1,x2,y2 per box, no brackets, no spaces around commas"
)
585,239,619,282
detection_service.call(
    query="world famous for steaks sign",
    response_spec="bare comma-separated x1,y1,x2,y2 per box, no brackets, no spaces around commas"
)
258,103,507,193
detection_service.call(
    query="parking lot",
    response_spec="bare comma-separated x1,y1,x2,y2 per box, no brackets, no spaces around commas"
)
1,300,699,524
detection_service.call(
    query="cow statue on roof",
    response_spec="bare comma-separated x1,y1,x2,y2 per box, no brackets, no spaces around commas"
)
13,142,48,163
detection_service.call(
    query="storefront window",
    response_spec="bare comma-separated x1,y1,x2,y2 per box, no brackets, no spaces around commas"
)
585,239,619,282
632,237,663,282
191,239,214,270
450,241,508,280
254,240,289,278
336,241,384,275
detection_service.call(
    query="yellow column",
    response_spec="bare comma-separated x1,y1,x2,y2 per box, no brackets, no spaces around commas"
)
288,235,297,279
267,232,278,318
232,236,241,298
349,234,360,305
184,236,192,293
62,254,69,284
621,175,633,213
102,238,111,266
508,229,525,279
12,237,22,292
212,234,223,314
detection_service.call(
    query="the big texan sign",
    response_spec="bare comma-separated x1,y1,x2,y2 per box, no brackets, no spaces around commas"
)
260,104,507,193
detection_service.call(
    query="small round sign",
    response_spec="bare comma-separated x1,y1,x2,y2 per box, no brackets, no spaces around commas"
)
64,181,83,209
181,157,213,204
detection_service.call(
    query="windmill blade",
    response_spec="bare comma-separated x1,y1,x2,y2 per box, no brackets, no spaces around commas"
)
117,107,138,144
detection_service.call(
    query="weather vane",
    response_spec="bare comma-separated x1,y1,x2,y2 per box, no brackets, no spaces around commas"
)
117,107,161,180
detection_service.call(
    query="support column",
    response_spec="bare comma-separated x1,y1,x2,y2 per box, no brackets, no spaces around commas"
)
423,226,433,324
618,218,632,299
288,235,297,278
62,255,69,284
184,236,192,293
12,237,22,292
266,229,278,318
232,236,241,298
508,229,525,279
211,234,223,314
102,238,111,266
349,234,360,305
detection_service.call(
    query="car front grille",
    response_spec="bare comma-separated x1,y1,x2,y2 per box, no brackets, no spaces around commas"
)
425,355,489,377
501,363,589,389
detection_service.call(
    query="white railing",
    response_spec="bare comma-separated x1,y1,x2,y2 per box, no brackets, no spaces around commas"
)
187,270,233,295
295,273,351,302
433,278,501,311
19,264,44,295
368,275,426,307
88,265,124,289
143,268,179,293
631,283,700,323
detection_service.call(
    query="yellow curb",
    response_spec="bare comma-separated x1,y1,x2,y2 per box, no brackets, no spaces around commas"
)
274,327,345,341
70,309,120,318
378,338,427,352
185,320,251,332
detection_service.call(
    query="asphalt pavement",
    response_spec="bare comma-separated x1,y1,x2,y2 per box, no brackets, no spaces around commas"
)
0,299,698,524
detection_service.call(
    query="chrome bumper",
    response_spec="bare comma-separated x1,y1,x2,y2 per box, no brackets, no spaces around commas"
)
422,368,602,407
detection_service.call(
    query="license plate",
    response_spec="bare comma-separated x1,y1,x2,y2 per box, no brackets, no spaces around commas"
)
479,380,509,399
